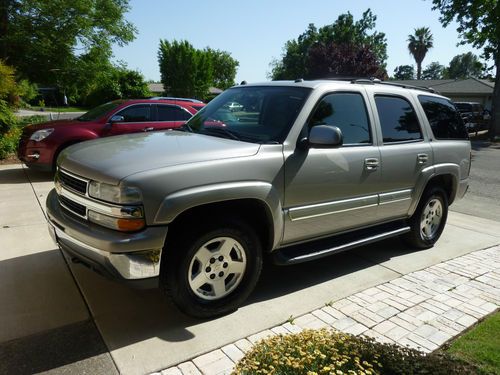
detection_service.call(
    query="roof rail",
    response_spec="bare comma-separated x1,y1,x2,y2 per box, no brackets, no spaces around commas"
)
377,81,436,93
351,78,436,93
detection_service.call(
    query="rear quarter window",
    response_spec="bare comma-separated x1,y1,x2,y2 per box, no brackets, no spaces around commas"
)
419,96,468,140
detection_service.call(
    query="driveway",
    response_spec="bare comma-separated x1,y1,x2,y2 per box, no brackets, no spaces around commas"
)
1,141,499,374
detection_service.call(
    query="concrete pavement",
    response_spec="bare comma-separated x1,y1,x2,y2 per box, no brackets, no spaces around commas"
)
0,161,499,374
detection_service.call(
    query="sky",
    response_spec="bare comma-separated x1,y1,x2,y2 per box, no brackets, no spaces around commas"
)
112,0,487,84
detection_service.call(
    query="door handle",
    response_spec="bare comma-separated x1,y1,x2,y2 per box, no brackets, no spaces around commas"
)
143,127,154,132
365,158,379,171
417,153,428,164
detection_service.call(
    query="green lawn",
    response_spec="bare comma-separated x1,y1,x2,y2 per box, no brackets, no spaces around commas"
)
30,106,87,112
447,311,500,374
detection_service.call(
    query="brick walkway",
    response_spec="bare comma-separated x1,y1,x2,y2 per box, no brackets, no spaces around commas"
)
153,245,500,375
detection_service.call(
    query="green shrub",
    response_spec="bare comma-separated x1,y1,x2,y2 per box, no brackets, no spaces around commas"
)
0,114,47,160
233,329,481,375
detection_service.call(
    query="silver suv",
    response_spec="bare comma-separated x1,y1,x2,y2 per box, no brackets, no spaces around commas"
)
46,80,471,318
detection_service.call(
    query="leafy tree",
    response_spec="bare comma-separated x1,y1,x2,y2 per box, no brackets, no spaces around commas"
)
0,0,136,91
85,66,150,107
307,43,386,79
0,59,16,102
393,65,415,80
270,9,387,80
422,61,445,79
158,40,237,99
205,48,239,90
444,52,485,79
158,40,213,99
408,27,434,80
432,0,500,138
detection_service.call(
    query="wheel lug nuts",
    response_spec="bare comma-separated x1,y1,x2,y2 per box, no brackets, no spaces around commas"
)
219,271,224,277
218,256,224,261
210,274,215,279
206,267,211,273
210,258,215,264
223,262,228,268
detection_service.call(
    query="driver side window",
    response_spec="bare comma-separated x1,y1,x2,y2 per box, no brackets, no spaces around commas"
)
309,93,372,145
115,105,151,123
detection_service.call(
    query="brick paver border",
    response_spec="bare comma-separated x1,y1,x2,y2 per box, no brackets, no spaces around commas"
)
153,245,500,375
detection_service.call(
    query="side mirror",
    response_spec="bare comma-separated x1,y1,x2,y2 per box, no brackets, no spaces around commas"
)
109,115,125,123
308,125,343,148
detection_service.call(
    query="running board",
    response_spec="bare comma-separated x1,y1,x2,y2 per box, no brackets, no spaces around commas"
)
273,222,410,266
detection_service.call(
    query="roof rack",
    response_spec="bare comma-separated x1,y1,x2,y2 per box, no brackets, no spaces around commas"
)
351,78,436,93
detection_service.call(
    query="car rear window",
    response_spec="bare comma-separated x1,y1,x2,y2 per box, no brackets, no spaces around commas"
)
419,96,468,140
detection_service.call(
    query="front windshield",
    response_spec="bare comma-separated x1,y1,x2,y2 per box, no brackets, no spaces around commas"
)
78,101,123,122
186,86,311,143
454,103,472,112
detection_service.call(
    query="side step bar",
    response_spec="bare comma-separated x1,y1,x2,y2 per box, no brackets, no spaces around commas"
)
273,222,410,266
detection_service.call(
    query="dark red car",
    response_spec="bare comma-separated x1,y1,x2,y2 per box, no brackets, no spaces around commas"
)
18,99,205,171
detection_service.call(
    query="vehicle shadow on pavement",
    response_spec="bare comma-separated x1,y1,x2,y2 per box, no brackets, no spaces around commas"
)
250,237,415,304
0,165,53,184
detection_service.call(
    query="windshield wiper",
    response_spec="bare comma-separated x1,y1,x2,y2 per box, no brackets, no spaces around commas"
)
201,127,241,141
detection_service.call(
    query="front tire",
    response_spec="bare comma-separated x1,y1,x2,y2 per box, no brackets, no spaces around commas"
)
402,187,448,249
162,218,263,319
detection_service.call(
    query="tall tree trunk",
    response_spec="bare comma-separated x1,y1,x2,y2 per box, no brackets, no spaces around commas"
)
0,0,9,60
490,56,500,140
417,62,422,80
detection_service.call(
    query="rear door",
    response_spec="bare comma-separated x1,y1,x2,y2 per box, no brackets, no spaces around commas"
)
154,104,193,130
369,93,433,221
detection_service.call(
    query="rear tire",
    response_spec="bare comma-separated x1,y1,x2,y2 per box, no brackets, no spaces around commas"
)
161,217,263,319
402,187,448,249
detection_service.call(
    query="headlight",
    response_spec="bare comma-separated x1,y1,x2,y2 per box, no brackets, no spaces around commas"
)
29,128,54,141
88,181,142,204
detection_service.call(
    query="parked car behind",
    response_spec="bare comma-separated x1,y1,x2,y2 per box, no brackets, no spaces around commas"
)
454,101,488,131
18,99,204,171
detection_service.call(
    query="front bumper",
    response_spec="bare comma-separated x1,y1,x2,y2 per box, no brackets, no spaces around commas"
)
18,138,55,170
46,189,168,285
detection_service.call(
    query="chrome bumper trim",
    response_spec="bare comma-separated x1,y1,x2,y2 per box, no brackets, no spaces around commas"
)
48,220,162,280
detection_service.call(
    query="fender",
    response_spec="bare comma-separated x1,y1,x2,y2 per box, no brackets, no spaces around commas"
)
153,181,284,249
408,163,460,216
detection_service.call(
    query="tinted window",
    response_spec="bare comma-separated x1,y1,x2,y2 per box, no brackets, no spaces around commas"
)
375,96,422,143
157,105,192,121
116,105,151,122
419,96,468,140
308,93,371,144
455,103,472,112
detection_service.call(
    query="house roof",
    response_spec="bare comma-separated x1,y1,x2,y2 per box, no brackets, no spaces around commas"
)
390,78,494,95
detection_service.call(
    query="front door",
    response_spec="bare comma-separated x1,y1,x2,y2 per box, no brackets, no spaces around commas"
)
283,91,382,244
105,104,156,136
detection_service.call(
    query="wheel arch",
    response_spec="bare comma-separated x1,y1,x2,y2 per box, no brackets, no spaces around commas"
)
155,182,284,252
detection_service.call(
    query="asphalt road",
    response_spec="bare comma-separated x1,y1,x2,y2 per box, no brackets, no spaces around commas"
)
451,139,500,222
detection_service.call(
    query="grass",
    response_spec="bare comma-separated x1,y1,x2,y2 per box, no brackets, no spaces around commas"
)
29,106,87,112
447,311,500,374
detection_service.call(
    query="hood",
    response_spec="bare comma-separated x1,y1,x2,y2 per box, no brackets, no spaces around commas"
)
26,118,84,131
58,131,260,184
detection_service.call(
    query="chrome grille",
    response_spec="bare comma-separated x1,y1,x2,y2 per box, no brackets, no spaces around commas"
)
59,195,87,218
59,170,88,195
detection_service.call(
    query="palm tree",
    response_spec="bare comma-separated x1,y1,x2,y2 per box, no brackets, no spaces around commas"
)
408,27,434,80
